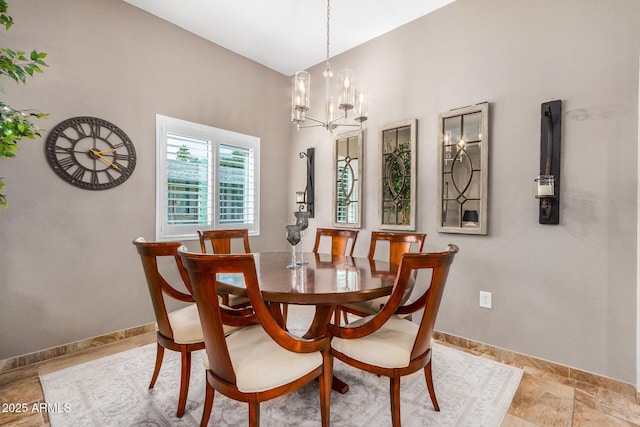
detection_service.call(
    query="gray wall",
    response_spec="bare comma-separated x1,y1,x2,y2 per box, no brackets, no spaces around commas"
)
290,0,640,384
2,0,639,386
0,0,290,358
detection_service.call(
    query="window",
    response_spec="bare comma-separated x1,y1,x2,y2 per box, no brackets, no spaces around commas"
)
336,165,357,223
156,115,260,240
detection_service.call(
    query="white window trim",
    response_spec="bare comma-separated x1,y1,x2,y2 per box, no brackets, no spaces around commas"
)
155,114,260,241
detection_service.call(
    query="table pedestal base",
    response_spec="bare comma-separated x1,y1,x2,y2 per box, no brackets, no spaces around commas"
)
331,376,349,394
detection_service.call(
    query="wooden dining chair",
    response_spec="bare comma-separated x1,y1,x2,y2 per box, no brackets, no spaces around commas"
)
327,245,459,427
132,238,255,418
282,227,360,325
197,229,252,307
198,229,252,254
335,231,426,324
178,250,333,427
312,227,359,256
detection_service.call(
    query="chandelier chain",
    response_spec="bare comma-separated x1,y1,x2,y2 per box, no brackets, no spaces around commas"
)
325,0,331,71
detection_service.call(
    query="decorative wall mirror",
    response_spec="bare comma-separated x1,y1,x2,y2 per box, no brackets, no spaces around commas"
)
437,103,489,235
379,119,416,230
333,130,363,228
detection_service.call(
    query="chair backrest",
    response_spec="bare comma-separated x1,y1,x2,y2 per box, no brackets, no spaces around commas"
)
400,246,458,359
198,229,252,254
178,251,287,388
178,252,256,386
328,245,459,362
368,231,426,306
396,245,458,320
367,231,427,265
132,238,193,341
312,228,359,256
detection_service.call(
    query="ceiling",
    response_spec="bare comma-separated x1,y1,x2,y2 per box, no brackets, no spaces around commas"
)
123,0,455,76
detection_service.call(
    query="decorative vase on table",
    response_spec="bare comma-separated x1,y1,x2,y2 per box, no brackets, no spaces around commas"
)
285,224,302,269
294,211,310,265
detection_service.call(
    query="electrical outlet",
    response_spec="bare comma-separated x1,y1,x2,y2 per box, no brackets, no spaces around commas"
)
479,291,492,309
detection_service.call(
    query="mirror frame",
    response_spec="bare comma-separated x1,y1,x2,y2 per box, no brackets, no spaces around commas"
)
437,102,489,235
333,130,364,228
378,118,417,231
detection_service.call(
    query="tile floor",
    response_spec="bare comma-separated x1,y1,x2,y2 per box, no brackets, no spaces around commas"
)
0,331,639,426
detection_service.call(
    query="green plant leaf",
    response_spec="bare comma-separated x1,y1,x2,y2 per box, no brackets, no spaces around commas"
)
0,0,48,211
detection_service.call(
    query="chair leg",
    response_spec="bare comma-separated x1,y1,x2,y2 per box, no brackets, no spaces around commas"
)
319,354,333,427
221,293,230,305
282,303,289,325
424,361,440,411
248,401,260,427
200,381,214,427
342,311,349,325
176,350,192,418
333,307,341,325
149,342,164,389
390,375,401,427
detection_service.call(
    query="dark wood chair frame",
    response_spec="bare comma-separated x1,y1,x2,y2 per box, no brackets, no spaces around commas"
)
335,231,426,324
132,238,255,418
311,227,359,256
283,227,360,324
197,229,252,307
179,250,332,427
198,229,252,255
327,245,459,427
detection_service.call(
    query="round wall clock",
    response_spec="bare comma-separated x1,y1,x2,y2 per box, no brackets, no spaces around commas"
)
45,116,136,190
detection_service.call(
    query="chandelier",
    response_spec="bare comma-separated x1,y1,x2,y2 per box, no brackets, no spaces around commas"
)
291,0,368,133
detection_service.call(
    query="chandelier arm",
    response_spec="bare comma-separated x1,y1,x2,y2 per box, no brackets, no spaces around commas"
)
303,115,328,125
297,123,327,130
331,123,362,129
327,111,347,124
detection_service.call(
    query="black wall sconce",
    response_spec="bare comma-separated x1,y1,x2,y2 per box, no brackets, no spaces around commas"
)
535,100,561,224
296,148,315,217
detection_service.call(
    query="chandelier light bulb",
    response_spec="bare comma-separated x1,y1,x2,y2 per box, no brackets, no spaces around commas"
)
338,69,354,110
293,71,310,112
354,86,368,122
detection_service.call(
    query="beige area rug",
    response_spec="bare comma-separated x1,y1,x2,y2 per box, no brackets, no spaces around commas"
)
41,310,522,426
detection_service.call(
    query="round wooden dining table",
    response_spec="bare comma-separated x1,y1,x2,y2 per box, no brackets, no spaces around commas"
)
215,251,398,393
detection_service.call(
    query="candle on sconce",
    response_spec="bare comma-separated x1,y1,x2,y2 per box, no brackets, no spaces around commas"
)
296,191,306,204
536,175,555,196
538,183,554,196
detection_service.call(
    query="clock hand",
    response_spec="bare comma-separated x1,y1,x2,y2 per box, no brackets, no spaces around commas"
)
90,149,120,171
94,148,117,154
74,148,116,154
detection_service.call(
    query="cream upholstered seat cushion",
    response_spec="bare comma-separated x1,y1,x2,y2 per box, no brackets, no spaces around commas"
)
331,315,420,369
204,325,323,393
164,303,239,344
227,294,250,306
341,296,386,315
341,275,417,315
